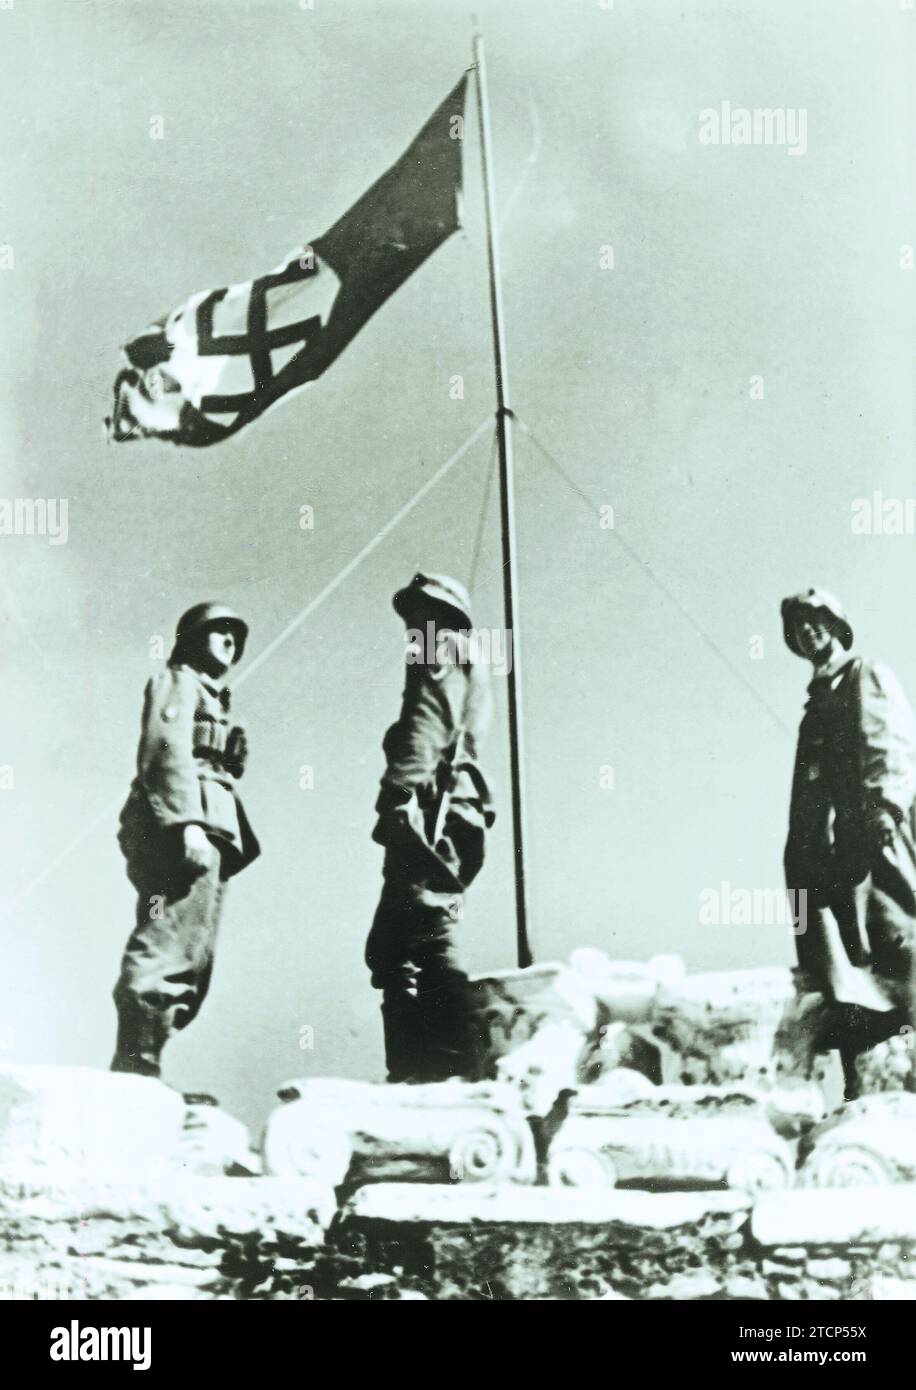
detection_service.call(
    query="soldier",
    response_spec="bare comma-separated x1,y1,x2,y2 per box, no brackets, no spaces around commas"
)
366,572,495,1084
111,603,260,1079
781,587,916,1097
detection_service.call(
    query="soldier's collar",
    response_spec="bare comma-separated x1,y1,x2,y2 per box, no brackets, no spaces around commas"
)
200,674,232,708
176,663,231,708
807,649,858,692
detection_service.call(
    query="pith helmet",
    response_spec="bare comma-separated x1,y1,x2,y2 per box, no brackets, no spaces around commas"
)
171,602,248,664
392,571,473,628
781,587,853,657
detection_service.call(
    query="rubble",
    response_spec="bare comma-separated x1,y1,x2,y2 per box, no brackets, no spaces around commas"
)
3,949,916,1299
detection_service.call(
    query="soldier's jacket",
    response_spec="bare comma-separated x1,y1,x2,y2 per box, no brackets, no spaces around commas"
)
785,654,916,890
118,663,260,879
785,652,916,1015
373,634,495,888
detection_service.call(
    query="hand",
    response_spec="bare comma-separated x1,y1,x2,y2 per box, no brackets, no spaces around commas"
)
183,824,213,873
870,809,898,850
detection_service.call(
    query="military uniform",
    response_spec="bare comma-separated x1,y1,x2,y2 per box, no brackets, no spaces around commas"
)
366,573,495,1083
111,606,259,1077
782,590,916,1081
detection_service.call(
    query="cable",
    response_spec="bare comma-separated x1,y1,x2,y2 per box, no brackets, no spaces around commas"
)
236,418,492,690
3,417,493,922
513,413,793,738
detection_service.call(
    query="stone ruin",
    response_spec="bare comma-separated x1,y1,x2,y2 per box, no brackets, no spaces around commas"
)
3,949,916,1300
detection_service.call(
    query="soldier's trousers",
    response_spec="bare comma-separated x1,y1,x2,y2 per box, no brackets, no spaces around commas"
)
111,843,226,1078
366,848,478,1084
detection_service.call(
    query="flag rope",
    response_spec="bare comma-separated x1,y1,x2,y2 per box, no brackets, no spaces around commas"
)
235,417,492,690
513,413,793,738
3,418,493,922
1,801,122,924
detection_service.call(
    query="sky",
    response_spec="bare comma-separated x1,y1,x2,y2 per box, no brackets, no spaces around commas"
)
1,0,914,1132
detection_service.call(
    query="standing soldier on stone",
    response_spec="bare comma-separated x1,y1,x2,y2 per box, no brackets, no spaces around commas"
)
782,588,916,1098
366,572,495,1084
111,603,260,1079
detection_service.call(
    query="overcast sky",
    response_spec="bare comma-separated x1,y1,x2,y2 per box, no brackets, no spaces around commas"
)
1,0,914,1129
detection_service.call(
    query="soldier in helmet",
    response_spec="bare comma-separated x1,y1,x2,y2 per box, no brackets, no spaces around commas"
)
366,572,495,1084
782,587,916,1097
111,603,260,1078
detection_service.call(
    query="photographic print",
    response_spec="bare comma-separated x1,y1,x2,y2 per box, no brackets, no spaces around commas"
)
1,0,914,1353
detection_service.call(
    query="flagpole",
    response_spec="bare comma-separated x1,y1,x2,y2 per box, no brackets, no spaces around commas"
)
472,34,533,970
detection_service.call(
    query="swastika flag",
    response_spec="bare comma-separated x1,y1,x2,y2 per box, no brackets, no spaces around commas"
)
106,77,467,447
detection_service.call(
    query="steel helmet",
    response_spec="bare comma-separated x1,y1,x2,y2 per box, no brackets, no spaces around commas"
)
171,602,248,665
392,571,473,629
781,587,854,658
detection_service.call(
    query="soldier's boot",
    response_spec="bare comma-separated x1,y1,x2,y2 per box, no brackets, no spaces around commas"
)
463,978,488,1081
380,991,424,1084
110,1004,166,1079
839,1044,861,1103
837,1004,909,1100
418,979,477,1083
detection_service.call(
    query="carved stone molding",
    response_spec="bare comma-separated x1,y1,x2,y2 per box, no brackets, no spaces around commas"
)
800,1093,916,1188
264,1079,538,1187
546,1084,796,1193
